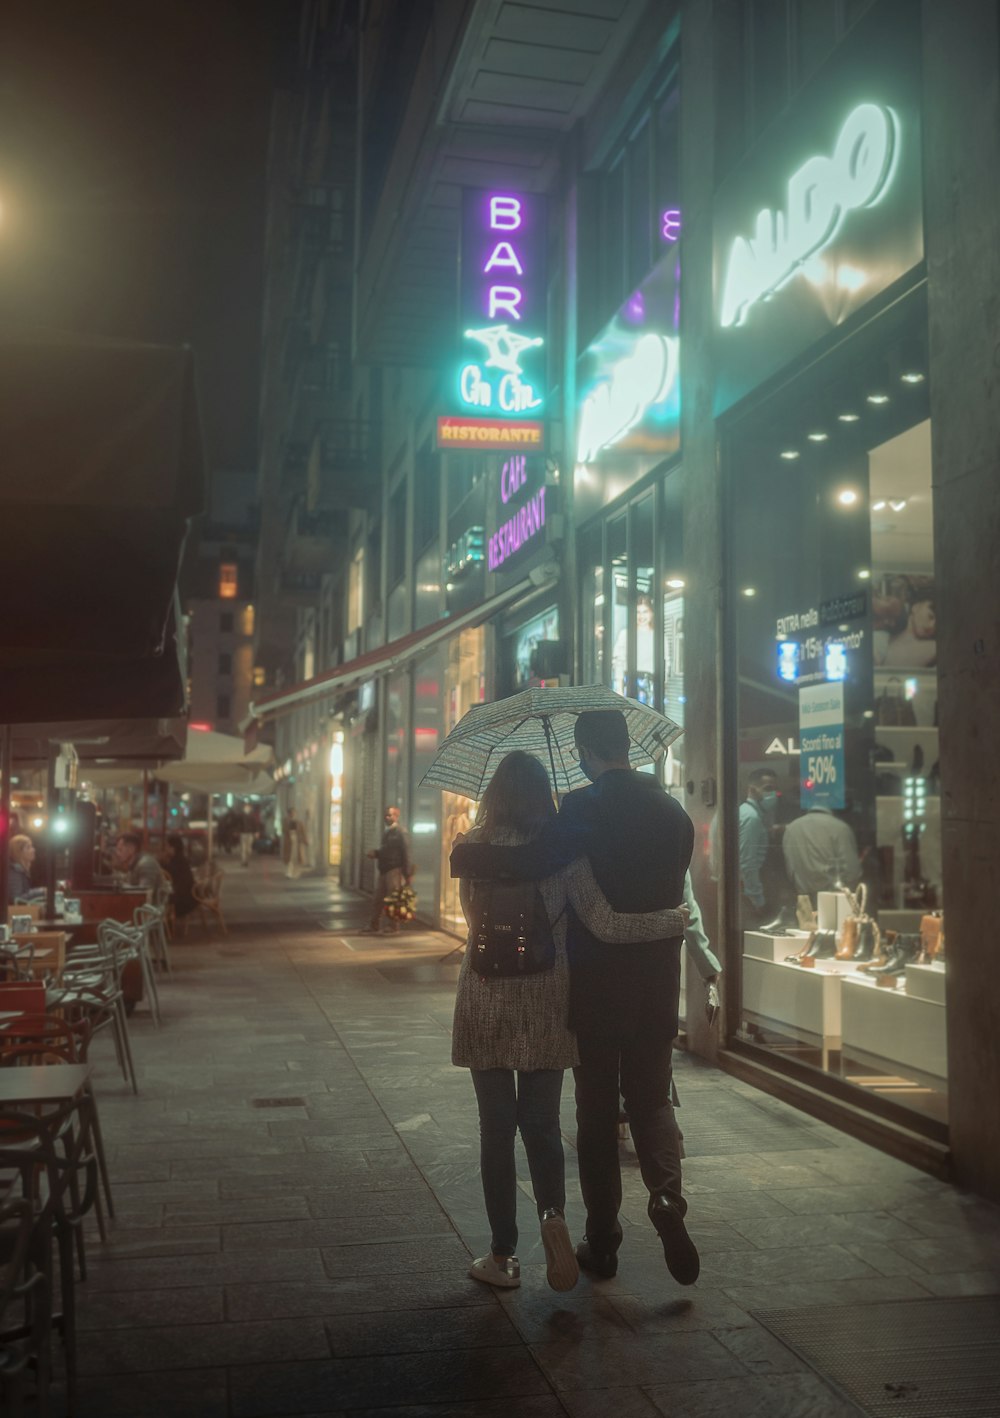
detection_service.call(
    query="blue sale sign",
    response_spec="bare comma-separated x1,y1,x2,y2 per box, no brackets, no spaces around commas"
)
798,683,845,810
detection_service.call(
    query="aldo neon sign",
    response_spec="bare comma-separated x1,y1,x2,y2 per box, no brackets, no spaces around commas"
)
720,103,899,329
455,190,547,423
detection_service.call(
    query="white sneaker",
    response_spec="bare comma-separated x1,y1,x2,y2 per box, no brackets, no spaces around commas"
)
540,1209,579,1292
469,1253,520,1288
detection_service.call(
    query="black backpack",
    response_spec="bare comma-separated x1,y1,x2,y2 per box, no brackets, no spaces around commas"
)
469,879,556,977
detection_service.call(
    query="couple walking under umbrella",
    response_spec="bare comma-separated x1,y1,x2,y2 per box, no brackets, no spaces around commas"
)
441,693,701,1294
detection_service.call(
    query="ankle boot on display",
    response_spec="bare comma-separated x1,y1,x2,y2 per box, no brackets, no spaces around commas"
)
853,918,877,963
857,928,893,972
835,917,859,960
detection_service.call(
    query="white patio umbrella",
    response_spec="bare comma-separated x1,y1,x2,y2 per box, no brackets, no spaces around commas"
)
158,729,274,858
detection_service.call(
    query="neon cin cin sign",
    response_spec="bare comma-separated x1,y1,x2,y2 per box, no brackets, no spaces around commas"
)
459,191,546,418
720,103,898,328
488,455,546,572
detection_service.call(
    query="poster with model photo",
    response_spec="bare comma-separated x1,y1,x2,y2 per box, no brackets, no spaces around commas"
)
872,573,937,669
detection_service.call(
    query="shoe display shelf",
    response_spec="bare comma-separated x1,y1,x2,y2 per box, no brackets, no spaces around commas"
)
904,959,946,1005
743,930,813,963
742,940,845,1070
840,969,947,1086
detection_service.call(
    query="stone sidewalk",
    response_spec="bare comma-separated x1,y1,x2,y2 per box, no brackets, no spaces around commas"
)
60,855,1000,1417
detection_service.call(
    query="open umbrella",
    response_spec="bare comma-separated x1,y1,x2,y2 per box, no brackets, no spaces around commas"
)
419,685,682,800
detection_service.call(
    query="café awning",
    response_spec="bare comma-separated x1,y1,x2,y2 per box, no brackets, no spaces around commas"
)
0,334,204,723
249,569,558,723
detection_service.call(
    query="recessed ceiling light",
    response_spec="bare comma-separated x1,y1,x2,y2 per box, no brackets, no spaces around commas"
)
741,587,757,598
837,489,859,506
900,371,925,384
867,392,890,405
872,499,887,511
807,431,829,442
780,449,800,461
857,569,871,580
838,412,860,423
665,577,685,590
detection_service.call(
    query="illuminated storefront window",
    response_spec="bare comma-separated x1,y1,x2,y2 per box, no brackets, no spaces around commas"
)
729,315,944,1122
439,627,486,936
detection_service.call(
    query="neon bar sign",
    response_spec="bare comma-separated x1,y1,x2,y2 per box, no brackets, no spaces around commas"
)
458,190,546,420
488,455,546,572
720,103,898,328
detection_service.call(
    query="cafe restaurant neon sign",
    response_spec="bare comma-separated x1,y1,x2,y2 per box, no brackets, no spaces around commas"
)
454,190,546,425
720,102,899,329
488,455,546,572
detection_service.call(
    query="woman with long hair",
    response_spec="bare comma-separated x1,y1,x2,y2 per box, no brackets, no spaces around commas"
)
452,751,686,1293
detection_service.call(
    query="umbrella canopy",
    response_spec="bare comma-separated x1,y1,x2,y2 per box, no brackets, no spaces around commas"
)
420,685,682,800
158,728,274,794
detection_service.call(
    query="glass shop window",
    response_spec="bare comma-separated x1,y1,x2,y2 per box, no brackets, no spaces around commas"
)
729,316,944,1125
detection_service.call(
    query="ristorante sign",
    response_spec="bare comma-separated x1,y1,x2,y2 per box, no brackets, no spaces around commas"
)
437,190,547,453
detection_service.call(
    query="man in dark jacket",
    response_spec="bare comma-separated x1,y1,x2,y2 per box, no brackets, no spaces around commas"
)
451,709,698,1284
366,806,414,933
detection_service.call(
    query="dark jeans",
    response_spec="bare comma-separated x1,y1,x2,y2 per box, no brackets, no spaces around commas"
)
573,1029,684,1251
470,1068,565,1257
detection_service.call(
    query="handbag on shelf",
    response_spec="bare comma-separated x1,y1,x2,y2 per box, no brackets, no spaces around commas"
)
875,677,917,727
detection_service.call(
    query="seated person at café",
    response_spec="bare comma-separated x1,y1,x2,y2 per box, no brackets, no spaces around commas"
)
114,831,162,894
7,833,35,903
162,833,197,919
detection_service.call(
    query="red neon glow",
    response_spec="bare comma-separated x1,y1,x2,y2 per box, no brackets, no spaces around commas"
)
189,722,212,732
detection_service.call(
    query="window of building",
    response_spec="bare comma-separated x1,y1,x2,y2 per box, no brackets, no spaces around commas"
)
217,694,231,720
253,666,266,688
218,653,232,676
347,549,364,632
413,443,439,553
219,611,233,633
387,480,407,576
219,563,238,599
627,119,653,289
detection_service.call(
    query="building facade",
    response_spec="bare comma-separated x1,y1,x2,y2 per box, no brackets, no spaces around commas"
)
250,0,1000,1201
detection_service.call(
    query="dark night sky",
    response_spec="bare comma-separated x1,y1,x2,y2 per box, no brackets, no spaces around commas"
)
0,0,285,471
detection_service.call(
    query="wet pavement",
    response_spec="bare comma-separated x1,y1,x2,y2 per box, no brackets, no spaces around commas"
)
60,854,1000,1417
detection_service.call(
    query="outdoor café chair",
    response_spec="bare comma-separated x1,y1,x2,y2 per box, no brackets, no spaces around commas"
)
0,1191,52,1418
0,1017,112,1235
96,919,161,1029
186,867,227,937
134,903,171,976
52,939,138,1095
1,1098,100,1417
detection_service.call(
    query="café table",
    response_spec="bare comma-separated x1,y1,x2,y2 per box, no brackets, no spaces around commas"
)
0,1062,91,1107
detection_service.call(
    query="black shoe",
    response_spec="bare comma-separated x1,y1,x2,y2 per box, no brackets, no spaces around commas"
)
649,1195,700,1286
575,1238,618,1279
759,904,798,935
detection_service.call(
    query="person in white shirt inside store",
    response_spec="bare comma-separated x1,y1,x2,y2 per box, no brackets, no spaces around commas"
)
782,804,862,903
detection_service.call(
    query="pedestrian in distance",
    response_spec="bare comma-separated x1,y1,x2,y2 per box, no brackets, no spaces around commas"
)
237,805,256,868
452,750,687,1292
282,807,305,880
452,709,700,1287
365,806,413,933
